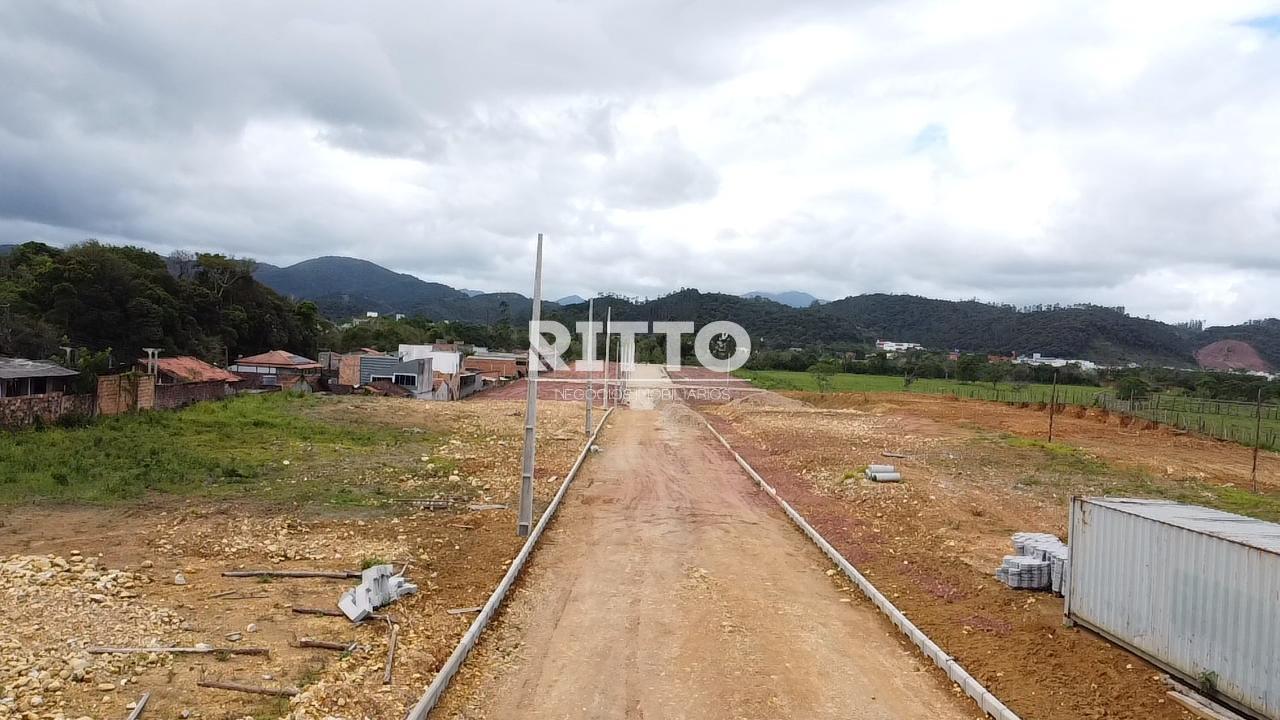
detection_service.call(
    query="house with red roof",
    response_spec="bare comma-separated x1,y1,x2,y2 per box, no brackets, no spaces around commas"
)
228,350,323,391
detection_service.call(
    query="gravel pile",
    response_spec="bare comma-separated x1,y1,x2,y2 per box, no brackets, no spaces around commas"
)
0,553,187,719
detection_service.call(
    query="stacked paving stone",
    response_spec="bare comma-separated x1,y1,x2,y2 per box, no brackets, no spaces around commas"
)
995,533,1070,594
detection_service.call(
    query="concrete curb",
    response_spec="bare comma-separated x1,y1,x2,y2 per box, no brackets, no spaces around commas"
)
700,418,1022,720
403,407,616,720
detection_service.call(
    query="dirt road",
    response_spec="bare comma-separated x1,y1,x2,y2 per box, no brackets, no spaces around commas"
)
439,368,971,719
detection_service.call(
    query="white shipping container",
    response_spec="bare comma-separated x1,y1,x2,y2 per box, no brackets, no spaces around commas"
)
1065,497,1280,720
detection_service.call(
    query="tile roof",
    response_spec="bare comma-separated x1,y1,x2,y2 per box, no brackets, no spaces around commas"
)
234,350,322,369
149,356,241,384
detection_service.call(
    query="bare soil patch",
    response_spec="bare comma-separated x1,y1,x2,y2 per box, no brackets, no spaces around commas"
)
703,394,1215,720
0,397,587,720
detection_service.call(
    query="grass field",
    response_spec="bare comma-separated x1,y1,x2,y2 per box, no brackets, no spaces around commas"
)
0,393,431,504
738,369,1280,450
737,369,1108,405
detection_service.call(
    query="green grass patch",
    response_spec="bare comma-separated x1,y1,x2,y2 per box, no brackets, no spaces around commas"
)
736,369,1105,405
0,394,416,504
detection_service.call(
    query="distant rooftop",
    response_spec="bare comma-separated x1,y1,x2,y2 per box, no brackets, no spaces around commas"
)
0,357,79,380
234,350,321,369
149,356,241,384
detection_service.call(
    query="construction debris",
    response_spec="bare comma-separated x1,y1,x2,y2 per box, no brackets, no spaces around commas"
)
338,564,418,622
864,464,903,483
995,532,1070,593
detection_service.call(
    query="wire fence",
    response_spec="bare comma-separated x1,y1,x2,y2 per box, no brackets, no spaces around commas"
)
938,384,1280,452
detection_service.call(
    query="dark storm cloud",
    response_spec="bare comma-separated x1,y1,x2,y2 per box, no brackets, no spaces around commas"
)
0,0,1277,324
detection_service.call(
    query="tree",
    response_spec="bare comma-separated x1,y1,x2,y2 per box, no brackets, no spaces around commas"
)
197,254,257,305
807,361,839,393
982,362,1012,389
956,354,985,382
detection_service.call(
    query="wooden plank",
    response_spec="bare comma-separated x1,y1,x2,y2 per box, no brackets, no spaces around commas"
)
223,569,359,579
446,606,483,616
197,677,299,697
383,623,400,685
297,638,356,652
89,646,269,656
291,606,344,617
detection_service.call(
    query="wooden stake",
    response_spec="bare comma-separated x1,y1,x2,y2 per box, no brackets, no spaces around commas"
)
1253,387,1264,494
1048,371,1059,443
198,677,299,697
383,622,400,685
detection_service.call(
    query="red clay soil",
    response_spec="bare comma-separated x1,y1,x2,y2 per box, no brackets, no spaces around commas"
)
475,364,621,404
1194,339,1272,373
703,402,1197,720
796,391,1280,493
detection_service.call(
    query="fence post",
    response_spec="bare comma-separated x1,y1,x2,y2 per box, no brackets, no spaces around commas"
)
1253,388,1264,493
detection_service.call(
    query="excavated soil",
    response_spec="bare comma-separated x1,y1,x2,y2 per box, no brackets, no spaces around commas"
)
0,398,586,720
701,391,1242,720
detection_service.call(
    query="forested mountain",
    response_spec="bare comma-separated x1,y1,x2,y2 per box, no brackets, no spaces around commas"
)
8,245,1275,371
254,256,552,323
0,242,322,364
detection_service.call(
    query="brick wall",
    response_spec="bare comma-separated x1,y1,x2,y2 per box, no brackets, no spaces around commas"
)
154,381,228,410
0,393,95,429
97,374,156,416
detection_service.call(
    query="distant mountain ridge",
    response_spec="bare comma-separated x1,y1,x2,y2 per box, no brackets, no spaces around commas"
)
250,255,1280,369
741,290,821,308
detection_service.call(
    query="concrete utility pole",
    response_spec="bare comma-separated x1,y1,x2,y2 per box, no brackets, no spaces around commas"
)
585,298,594,435
59,346,74,366
142,348,163,375
602,307,612,409
517,234,544,538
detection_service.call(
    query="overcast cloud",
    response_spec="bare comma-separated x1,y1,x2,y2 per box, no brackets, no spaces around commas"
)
1,0,1279,325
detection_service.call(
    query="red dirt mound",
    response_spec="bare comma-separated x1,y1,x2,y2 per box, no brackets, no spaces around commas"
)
1195,339,1271,372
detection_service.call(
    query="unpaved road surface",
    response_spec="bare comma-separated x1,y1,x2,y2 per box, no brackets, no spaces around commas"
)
439,367,970,719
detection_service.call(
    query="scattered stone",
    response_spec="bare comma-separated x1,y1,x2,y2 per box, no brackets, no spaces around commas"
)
173,572,187,585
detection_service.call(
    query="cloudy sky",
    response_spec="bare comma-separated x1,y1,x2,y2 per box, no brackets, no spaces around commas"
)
2,1,1279,325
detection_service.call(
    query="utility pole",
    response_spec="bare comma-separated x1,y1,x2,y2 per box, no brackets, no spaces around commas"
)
1048,370,1059,443
602,306,612,409
1253,387,1264,494
59,346,74,366
517,234,544,538
585,298,594,435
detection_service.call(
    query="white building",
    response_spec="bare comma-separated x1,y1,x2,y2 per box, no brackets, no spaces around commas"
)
398,344,462,374
1013,352,1100,372
875,339,923,352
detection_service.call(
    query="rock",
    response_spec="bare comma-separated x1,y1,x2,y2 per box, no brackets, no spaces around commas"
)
245,623,258,633
173,573,187,586
96,683,116,692
140,560,153,569
225,632,242,642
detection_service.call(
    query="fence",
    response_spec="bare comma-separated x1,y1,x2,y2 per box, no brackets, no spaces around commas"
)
938,383,1280,452
0,393,95,429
